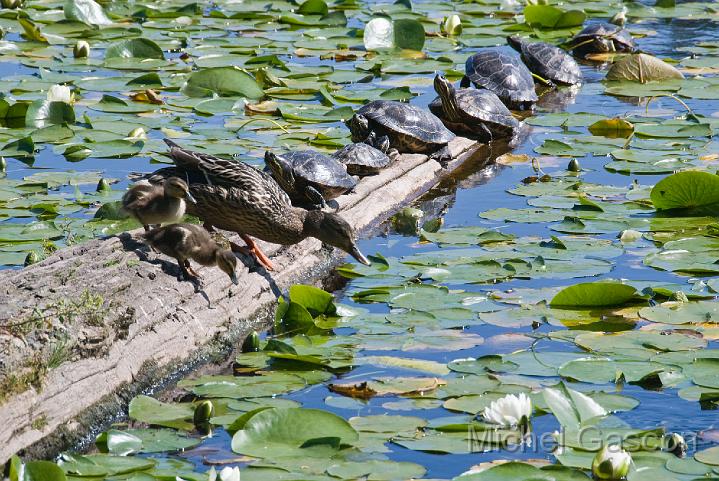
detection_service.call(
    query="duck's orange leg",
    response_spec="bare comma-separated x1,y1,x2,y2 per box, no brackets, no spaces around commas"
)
231,234,274,271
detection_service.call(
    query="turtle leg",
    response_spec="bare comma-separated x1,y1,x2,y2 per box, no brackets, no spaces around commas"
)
387,148,401,161
460,76,471,88
231,234,274,271
305,186,327,210
430,145,452,165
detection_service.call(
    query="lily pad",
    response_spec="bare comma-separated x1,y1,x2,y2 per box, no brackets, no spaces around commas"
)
105,38,165,60
606,54,684,83
651,171,719,210
181,67,264,99
550,282,638,308
231,408,358,458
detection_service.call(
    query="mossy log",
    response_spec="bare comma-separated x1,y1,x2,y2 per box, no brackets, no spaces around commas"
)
0,137,482,463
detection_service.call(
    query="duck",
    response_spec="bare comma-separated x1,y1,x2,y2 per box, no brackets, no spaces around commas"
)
121,177,196,231
148,139,370,271
143,223,239,285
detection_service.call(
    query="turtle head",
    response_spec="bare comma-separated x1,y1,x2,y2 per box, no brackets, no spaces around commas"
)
303,210,370,266
433,74,461,122
264,150,295,189
346,113,370,143
507,35,524,52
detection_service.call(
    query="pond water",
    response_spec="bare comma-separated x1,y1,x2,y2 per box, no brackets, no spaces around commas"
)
5,0,719,480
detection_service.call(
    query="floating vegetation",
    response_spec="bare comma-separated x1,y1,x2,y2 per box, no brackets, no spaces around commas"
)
4,0,719,478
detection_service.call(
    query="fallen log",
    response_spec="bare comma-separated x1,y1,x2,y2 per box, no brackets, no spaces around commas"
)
0,137,483,463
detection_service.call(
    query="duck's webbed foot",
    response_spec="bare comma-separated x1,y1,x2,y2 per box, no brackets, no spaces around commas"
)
232,234,274,271
184,259,202,280
178,258,202,292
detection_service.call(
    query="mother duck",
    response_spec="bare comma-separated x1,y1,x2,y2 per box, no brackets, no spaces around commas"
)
153,139,369,271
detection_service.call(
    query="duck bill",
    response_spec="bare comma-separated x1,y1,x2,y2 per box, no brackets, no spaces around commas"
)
350,244,370,266
185,191,197,204
230,272,239,285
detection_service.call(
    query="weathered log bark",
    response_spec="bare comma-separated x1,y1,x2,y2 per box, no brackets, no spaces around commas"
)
0,137,482,463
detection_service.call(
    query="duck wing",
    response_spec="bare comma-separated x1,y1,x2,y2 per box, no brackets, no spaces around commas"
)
163,139,281,192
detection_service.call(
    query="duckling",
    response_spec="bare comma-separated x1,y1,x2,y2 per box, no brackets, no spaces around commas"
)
122,177,196,231
148,139,370,271
143,223,239,286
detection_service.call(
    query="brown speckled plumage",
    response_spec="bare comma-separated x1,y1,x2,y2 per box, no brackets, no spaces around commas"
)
149,140,370,268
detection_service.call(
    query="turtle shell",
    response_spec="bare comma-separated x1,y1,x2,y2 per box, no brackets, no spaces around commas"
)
464,48,538,109
429,88,519,140
569,22,635,58
279,150,356,202
350,100,455,154
333,142,391,176
508,36,582,86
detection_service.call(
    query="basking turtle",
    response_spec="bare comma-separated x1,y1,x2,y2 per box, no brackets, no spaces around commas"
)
429,74,520,141
461,48,538,110
264,149,356,209
568,22,635,58
333,140,392,176
507,36,582,86
345,100,455,162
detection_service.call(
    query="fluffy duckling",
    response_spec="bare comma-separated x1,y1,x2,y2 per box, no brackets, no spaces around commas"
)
143,223,239,286
122,177,196,231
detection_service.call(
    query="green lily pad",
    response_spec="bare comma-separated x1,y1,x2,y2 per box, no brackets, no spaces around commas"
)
105,38,165,60
550,282,638,308
231,408,358,458
651,171,719,210
128,395,194,430
606,54,684,82
181,67,265,99
64,0,112,26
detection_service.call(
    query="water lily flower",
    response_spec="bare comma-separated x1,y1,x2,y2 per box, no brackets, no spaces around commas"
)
74,40,90,58
363,17,394,50
220,467,240,481
619,229,642,243
47,84,72,104
482,392,531,428
592,445,632,480
126,127,147,140
441,14,462,36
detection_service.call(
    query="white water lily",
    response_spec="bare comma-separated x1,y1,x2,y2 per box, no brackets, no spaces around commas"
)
126,127,147,140
482,393,531,427
592,445,632,480
441,14,462,36
47,84,72,104
619,229,642,243
74,40,90,58
220,467,241,481
363,17,394,50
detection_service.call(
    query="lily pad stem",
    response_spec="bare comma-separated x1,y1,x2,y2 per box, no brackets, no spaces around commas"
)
236,118,290,133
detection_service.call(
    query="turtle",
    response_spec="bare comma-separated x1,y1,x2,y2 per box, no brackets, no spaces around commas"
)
345,100,455,162
264,149,356,209
507,36,583,86
568,22,635,58
332,138,392,176
460,48,538,110
429,74,520,141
